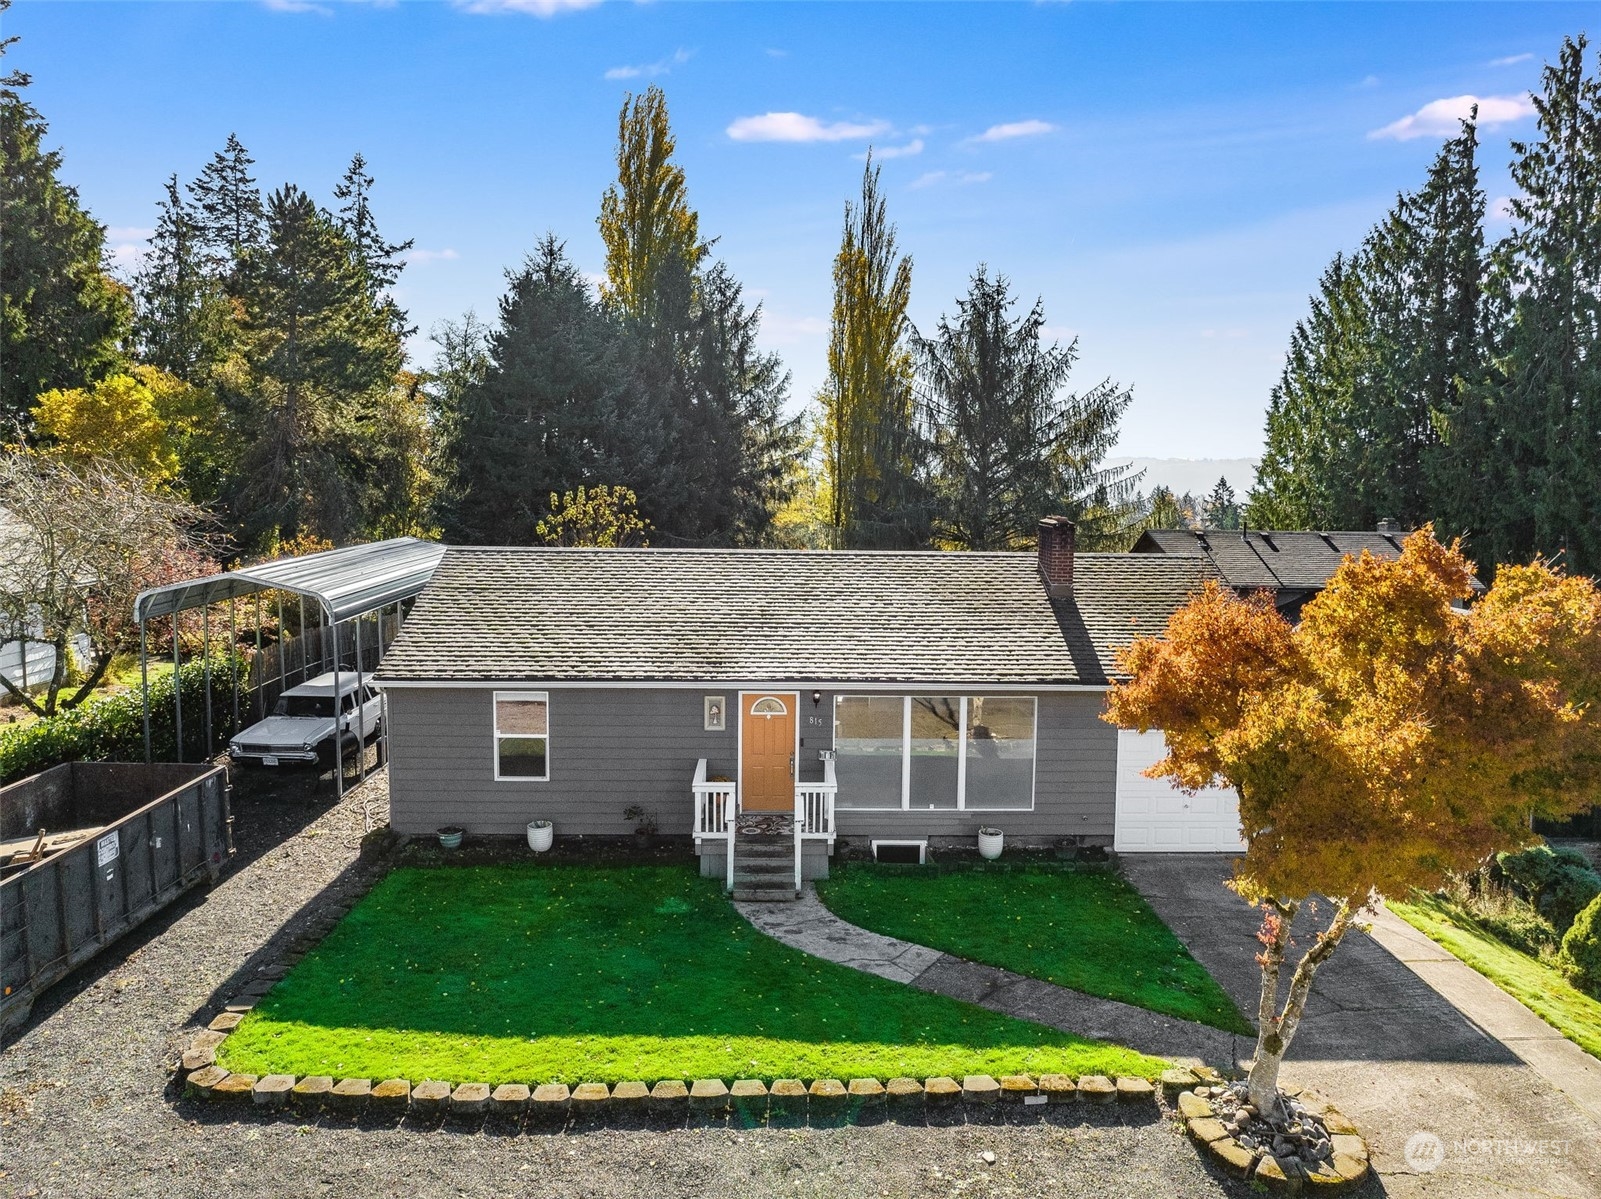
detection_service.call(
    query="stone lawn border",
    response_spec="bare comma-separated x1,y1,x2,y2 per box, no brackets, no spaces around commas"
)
1174,1084,1371,1195
177,993,1170,1129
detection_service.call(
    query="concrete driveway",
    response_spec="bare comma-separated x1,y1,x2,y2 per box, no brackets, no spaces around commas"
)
1122,854,1601,1199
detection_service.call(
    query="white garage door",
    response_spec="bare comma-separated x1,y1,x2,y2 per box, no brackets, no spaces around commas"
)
1115,729,1246,853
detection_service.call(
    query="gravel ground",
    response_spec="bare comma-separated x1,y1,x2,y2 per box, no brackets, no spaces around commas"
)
2,764,1292,1199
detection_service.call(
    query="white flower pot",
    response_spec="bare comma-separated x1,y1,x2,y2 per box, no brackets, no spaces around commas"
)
527,819,554,852
977,827,1004,860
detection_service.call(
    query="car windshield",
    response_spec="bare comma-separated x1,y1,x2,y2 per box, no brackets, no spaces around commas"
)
275,695,334,718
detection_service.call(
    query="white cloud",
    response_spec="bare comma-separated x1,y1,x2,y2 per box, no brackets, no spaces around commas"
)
765,48,788,58
604,48,692,81
453,0,602,15
262,0,331,13
1369,93,1535,140
1358,74,1380,89
855,138,923,161
1039,324,1078,343
971,119,1056,143
108,242,148,272
1491,53,1534,67
105,226,154,243
405,248,460,266
759,313,828,345
726,112,890,143
1489,195,1520,223
909,169,992,190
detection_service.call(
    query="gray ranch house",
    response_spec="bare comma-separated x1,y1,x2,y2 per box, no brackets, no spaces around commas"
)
373,518,1239,895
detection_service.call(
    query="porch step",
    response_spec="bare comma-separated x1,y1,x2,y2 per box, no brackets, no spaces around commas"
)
733,860,792,878
733,877,800,896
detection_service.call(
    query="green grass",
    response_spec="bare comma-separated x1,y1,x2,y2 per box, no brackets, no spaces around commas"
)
1390,893,1601,1060
218,864,1168,1085
814,862,1254,1035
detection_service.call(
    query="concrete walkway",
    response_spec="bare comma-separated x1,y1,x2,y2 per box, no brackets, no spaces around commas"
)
734,886,1249,1063
1367,902,1601,1127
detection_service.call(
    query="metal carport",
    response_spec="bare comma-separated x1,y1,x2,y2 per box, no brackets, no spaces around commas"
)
133,537,445,797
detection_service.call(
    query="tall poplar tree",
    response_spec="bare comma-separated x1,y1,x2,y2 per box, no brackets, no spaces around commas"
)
823,155,926,548
597,85,704,323
914,267,1136,550
0,32,130,430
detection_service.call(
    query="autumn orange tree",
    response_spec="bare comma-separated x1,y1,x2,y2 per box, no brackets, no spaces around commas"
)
1106,529,1601,1112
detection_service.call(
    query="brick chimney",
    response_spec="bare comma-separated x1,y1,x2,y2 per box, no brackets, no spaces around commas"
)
1038,516,1076,599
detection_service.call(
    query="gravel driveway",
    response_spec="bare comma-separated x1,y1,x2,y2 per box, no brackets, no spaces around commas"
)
2,765,1272,1199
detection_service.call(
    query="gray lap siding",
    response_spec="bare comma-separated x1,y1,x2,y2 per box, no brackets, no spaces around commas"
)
383,685,1116,841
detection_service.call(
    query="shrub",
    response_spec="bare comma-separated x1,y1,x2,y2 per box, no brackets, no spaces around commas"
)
0,655,246,784
1559,893,1601,998
1494,845,1601,933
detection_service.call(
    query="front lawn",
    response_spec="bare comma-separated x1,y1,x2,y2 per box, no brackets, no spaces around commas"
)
815,862,1253,1035
218,864,1167,1085
1389,892,1601,1060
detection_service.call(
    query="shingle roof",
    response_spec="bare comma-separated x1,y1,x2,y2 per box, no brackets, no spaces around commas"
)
1133,528,1418,592
375,547,1219,687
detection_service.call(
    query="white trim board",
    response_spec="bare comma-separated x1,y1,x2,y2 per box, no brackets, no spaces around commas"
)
375,678,1112,693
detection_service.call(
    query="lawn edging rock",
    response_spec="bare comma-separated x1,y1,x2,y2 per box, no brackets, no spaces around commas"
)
174,1012,1169,1132
1175,1085,1371,1194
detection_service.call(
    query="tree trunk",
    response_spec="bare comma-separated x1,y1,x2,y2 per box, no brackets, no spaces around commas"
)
1246,898,1297,1111
1247,899,1358,1113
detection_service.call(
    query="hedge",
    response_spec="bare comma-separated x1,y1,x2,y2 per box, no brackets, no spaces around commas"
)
0,654,248,785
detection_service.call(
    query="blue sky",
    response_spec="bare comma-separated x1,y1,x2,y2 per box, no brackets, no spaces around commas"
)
7,1,1578,459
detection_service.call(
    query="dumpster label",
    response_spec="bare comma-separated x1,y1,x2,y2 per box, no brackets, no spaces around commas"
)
95,831,119,867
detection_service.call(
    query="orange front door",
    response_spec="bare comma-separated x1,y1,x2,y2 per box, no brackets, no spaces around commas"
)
740,694,795,812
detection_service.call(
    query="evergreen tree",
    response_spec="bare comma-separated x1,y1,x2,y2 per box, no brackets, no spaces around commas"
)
823,155,928,548
1248,119,1486,534
1203,476,1241,530
133,175,235,386
422,310,493,535
673,260,801,545
914,267,1136,550
448,235,651,545
1247,252,1370,528
1143,485,1190,532
228,184,401,547
333,152,414,337
0,43,130,430
1481,36,1601,573
597,85,704,323
188,133,264,269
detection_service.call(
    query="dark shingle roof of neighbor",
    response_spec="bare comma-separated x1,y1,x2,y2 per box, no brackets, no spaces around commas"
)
375,547,1221,687
1130,527,1486,594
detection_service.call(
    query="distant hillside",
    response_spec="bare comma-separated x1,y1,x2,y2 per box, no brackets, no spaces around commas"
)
1109,457,1259,500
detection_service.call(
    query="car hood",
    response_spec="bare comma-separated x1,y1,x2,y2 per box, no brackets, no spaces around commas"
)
230,715,336,747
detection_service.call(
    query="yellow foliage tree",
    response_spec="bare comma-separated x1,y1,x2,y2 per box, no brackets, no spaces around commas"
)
536,485,651,548
31,365,215,484
597,85,703,322
1106,529,1601,1112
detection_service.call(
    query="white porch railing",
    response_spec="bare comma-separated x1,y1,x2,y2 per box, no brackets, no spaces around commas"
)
793,756,838,890
692,758,738,889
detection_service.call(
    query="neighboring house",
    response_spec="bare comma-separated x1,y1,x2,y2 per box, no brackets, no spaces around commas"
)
1131,521,1482,618
374,518,1246,894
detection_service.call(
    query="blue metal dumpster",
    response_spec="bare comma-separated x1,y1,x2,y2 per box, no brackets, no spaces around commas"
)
1,761,232,1033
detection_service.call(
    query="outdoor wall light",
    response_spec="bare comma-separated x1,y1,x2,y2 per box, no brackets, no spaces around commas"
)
812,690,822,708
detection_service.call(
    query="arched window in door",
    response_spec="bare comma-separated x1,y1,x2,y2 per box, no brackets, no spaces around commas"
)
750,697,788,717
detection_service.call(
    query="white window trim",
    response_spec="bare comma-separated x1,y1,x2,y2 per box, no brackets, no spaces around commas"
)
493,689,550,782
833,694,1037,812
